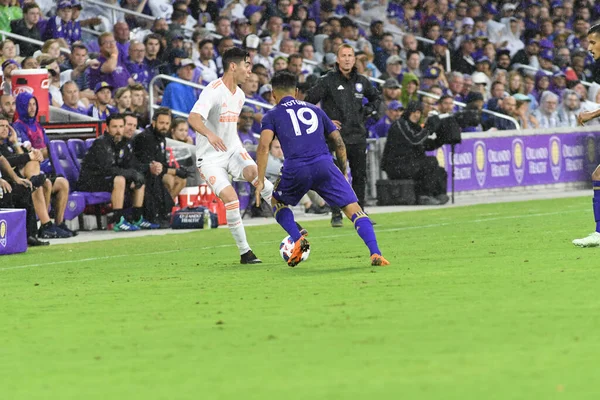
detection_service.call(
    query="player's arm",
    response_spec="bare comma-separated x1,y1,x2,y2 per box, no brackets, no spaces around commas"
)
255,128,275,206
327,130,347,176
188,90,227,152
578,108,600,126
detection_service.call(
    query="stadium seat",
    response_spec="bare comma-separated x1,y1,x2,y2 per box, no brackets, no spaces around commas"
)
85,138,95,150
67,138,87,171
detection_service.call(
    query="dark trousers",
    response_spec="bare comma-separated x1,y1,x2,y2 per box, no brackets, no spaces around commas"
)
0,184,37,237
143,174,174,222
387,156,447,197
332,142,367,211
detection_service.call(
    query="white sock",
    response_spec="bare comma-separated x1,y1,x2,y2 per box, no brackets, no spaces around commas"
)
225,200,251,255
252,177,274,204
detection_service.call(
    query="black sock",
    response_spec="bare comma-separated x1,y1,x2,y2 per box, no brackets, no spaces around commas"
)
132,207,143,221
113,209,123,224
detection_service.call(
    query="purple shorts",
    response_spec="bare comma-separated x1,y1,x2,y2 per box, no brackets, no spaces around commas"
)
273,159,358,208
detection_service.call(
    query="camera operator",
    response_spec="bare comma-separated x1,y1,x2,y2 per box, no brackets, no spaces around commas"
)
382,101,449,206
304,43,381,227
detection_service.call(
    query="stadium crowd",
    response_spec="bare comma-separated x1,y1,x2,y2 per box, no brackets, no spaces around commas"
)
1,0,600,243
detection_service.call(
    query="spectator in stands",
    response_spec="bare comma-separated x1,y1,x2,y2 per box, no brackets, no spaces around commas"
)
43,0,73,43
1,60,18,96
123,112,139,140
507,71,524,95
237,106,259,154
266,15,284,46
0,40,17,65
78,114,156,232
215,16,233,39
10,2,41,58
533,91,561,128
60,43,94,101
438,94,455,114
532,71,551,102
129,83,149,128
400,73,419,107
252,64,269,86
11,92,74,237
89,32,133,91
258,84,275,105
382,101,448,206
115,87,133,114
511,39,540,72
40,57,65,107
125,41,152,91
254,36,275,74
557,89,581,127
452,35,476,75
273,56,288,72
369,100,403,139
378,55,403,83
0,0,22,33
287,53,306,83
161,59,197,114
373,32,394,72
404,50,421,78
168,118,193,145
21,56,39,69
133,108,188,222
143,33,163,72
88,82,118,120
378,78,401,113
60,81,88,115
487,95,518,131
447,71,465,101
216,37,235,75
512,93,539,129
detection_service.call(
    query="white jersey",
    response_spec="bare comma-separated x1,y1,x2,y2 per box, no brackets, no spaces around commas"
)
191,78,246,162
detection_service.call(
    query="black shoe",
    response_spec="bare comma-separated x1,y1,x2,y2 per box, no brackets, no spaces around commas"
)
331,215,343,227
417,195,442,206
240,250,262,264
38,222,72,238
305,204,328,214
28,236,49,246
29,173,47,189
296,222,308,236
435,194,450,205
57,222,78,236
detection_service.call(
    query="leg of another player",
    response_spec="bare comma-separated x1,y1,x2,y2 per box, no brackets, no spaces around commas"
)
220,185,261,264
573,165,600,247
243,164,274,204
341,202,390,266
271,197,309,267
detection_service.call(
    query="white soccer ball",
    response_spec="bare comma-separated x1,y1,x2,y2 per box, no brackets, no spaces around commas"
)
279,235,310,263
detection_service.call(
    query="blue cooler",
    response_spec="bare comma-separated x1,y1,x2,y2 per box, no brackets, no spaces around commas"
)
0,208,27,255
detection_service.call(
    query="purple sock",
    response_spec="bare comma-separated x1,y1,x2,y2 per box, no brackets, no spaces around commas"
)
351,211,381,256
274,204,302,242
594,181,600,233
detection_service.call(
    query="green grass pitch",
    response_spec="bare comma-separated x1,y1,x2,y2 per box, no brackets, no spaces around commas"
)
2,196,600,399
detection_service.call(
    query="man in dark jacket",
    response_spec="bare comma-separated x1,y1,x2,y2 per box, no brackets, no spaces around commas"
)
382,101,449,206
132,107,188,223
9,2,42,58
304,44,381,227
78,114,157,231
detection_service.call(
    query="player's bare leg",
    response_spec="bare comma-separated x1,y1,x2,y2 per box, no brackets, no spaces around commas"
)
342,202,389,266
573,165,600,247
271,198,309,267
243,164,275,204
219,185,261,264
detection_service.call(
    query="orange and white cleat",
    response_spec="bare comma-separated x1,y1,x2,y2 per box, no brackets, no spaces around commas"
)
370,254,390,266
288,236,310,267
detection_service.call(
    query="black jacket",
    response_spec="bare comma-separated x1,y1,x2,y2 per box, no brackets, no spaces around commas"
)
10,19,41,57
116,138,142,171
79,134,135,182
0,142,31,170
382,118,442,174
132,127,169,175
304,66,381,144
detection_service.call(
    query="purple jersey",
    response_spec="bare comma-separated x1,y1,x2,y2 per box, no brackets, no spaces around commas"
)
260,96,337,169
88,55,131,91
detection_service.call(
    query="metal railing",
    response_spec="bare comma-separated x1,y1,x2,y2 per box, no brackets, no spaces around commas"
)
366,76,521,130
148,74,273,119
0,30,71,55
515,62,593,87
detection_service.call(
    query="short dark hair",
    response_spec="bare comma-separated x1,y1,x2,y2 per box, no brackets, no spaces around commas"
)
123,111,139,121
588,23,600,36
0,114,9,123
271,71,298,91
299,42,313,54
143,33,161,45
23,2,40,13
345,0,359,13
152,107,172,121
71,42,87,53
252,64,267,73
171,9,188,22
60,81,77,94
198,38,213,50
222,47,250,72
406,50,420,60
106,113,125,126
288,52,303,62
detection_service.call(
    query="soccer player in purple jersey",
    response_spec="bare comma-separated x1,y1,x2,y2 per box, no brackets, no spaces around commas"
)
255,71,390,267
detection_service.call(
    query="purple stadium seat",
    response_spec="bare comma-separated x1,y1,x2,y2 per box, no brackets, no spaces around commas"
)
85,138,95,150
67,138,86,171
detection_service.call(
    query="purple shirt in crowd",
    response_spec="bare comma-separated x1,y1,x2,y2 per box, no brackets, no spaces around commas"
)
88,54,131,90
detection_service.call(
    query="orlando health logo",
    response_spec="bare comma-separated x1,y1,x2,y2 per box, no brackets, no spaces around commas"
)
549,136,561,181
512,138,524,184
0,219,7,247
586,134,596,166
473,141,487,187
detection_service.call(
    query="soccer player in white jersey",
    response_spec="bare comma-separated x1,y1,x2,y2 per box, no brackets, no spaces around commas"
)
188,47,275,264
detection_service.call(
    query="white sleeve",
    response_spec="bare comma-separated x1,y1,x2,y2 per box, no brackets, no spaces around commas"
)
190,85,215,120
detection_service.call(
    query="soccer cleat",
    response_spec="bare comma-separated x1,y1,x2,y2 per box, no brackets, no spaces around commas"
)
572,232,600,247
240,250,262,264
134,217,160,230
113,216,140,232
38,222,72,239
28,236,49,246
57,222,78,236
288,236,310,267
370,254,390,266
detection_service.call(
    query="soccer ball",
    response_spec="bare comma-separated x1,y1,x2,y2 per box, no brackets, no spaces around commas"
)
279,235,310,263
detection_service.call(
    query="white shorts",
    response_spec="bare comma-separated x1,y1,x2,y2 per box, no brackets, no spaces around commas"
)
198,148,256,196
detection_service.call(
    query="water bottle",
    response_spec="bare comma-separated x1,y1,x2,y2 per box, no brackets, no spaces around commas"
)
203,208,211,229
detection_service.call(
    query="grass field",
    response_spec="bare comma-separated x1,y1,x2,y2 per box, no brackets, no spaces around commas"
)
2,196,600,399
